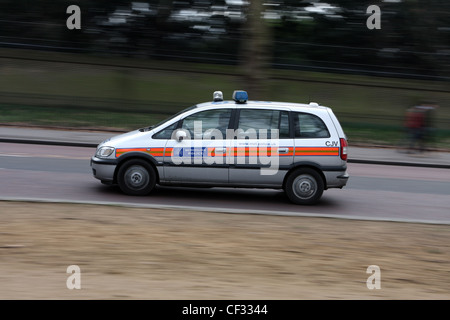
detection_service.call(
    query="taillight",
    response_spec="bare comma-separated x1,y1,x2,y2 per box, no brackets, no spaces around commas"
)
340,138,348,161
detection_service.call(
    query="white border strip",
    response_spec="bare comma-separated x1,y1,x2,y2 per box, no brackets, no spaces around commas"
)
1,196,449,225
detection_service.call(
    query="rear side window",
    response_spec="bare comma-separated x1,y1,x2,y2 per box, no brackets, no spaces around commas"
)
294,112,330,138
237,109,290,139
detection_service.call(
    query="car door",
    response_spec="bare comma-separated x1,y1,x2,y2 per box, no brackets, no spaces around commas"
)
163,108,233,185
228,107,293,187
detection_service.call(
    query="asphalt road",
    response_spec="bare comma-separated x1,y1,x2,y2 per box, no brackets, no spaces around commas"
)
1,142,449,224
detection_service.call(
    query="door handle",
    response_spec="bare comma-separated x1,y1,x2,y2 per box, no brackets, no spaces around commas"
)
215,147,227,153
278,148,289,153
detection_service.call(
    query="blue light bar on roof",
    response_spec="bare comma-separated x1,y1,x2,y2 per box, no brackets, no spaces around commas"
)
232,90,248,104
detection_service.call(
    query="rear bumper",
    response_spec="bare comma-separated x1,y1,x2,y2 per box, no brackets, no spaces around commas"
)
324,170,349,189
90,157,117,182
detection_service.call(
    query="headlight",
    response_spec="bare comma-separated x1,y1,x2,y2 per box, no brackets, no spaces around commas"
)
95,146,115,158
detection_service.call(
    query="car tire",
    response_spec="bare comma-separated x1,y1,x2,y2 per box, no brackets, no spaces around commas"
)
117,159,156,196
285,168,324,205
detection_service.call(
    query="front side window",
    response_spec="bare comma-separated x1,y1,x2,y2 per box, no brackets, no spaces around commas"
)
152,121,179,139
294,112,330,138
181,109,232,139
237,109,290,139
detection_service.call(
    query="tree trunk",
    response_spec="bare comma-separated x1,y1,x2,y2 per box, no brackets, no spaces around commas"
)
241,0,271,100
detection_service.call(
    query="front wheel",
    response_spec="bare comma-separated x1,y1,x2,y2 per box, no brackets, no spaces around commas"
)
285,168,324,205
117,159,156,196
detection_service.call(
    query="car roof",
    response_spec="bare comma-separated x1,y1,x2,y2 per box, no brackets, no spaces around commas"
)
195,100,329,111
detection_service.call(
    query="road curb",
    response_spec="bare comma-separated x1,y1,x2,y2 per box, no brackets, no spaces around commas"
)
348,158,450,169
1,197,449,225
0,138,97,148
1,138,449,169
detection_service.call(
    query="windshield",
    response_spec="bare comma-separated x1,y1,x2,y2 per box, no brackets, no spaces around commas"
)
140,105,198,132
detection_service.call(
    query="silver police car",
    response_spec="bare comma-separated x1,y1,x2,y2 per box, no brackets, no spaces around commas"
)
91,91,349,204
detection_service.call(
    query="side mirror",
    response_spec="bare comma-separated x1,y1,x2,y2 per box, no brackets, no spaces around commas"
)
175,130,187,142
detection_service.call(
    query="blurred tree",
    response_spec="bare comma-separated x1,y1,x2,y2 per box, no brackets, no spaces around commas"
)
0,0,449,79
241,0,271,99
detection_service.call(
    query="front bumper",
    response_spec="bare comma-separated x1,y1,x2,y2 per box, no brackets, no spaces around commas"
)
90,157,117,182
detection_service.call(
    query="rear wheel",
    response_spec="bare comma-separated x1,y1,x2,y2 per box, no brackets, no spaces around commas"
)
117,159,156,196
285,168,324,205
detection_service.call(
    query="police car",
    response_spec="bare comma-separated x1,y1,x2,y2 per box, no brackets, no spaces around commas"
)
91,91,349,204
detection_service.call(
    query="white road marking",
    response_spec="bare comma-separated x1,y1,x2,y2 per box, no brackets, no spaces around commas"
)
0,154,34,158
